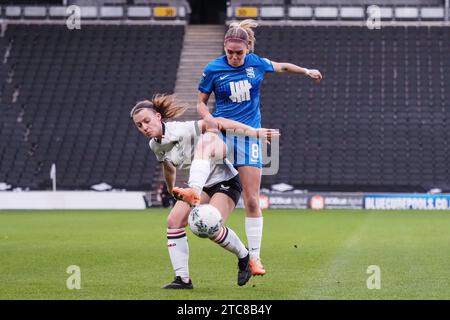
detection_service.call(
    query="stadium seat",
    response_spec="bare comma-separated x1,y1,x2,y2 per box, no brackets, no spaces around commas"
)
314,7,339,19
48,6,68,19
420,7,445,20
127,6,152,19
288,6,313,19
99,6,124,19
259,6,285,19
23,6,47,18
340,6,364,20
5,6,22,19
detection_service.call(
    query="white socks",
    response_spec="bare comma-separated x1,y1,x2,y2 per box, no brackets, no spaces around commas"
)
167,224,250,283
245,217,263,260
212,226,248,259
167,225,248,283
188,159,211,195
167,228,190,283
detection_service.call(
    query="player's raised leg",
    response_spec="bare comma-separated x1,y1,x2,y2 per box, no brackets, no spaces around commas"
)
173,132,226,206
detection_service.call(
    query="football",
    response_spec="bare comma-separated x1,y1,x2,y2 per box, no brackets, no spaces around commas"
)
188,204,223,238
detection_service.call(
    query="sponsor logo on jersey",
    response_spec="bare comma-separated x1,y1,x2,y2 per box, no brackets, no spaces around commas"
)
229,80,252,103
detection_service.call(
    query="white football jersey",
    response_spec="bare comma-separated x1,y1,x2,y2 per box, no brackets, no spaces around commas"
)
149,121,238,188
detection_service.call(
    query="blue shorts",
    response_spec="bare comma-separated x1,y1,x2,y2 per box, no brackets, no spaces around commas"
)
220,131,262,168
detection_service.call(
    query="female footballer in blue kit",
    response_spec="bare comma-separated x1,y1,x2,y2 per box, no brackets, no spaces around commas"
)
196,19,323,275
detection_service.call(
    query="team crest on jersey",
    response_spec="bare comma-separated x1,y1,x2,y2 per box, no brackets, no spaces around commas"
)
245,67,255,78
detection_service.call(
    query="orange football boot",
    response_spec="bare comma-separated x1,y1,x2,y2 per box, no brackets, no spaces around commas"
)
249,258,266,276
172,187,200,207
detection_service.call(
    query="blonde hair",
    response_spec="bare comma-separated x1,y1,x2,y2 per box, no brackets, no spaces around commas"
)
225,19,258,52
130,94,187,120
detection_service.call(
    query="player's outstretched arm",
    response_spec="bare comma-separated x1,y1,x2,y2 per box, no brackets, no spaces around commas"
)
207,117,280,143
272,61,323,83
197,92,220,132
162,160,176,195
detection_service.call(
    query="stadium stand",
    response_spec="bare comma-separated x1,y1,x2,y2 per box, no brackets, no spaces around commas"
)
1,1,449,194
0,35,41,189
289,0,443,5
0,0,190,20
256,25,450,192
228,0,448,21
0,24,184,190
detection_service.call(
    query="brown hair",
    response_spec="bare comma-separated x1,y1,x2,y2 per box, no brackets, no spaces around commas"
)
130,94,187,120
224,19,258,52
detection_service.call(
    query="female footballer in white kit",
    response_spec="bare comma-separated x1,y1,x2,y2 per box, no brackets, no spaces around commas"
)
130,94,279,289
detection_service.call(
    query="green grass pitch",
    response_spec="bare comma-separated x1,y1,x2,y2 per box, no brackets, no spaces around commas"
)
1,209,450,300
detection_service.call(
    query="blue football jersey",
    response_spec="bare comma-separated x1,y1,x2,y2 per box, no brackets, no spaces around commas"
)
198,53,274,129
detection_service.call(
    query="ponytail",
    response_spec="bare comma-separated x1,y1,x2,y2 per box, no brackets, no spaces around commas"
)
130,94,187,120
224,19,258,52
